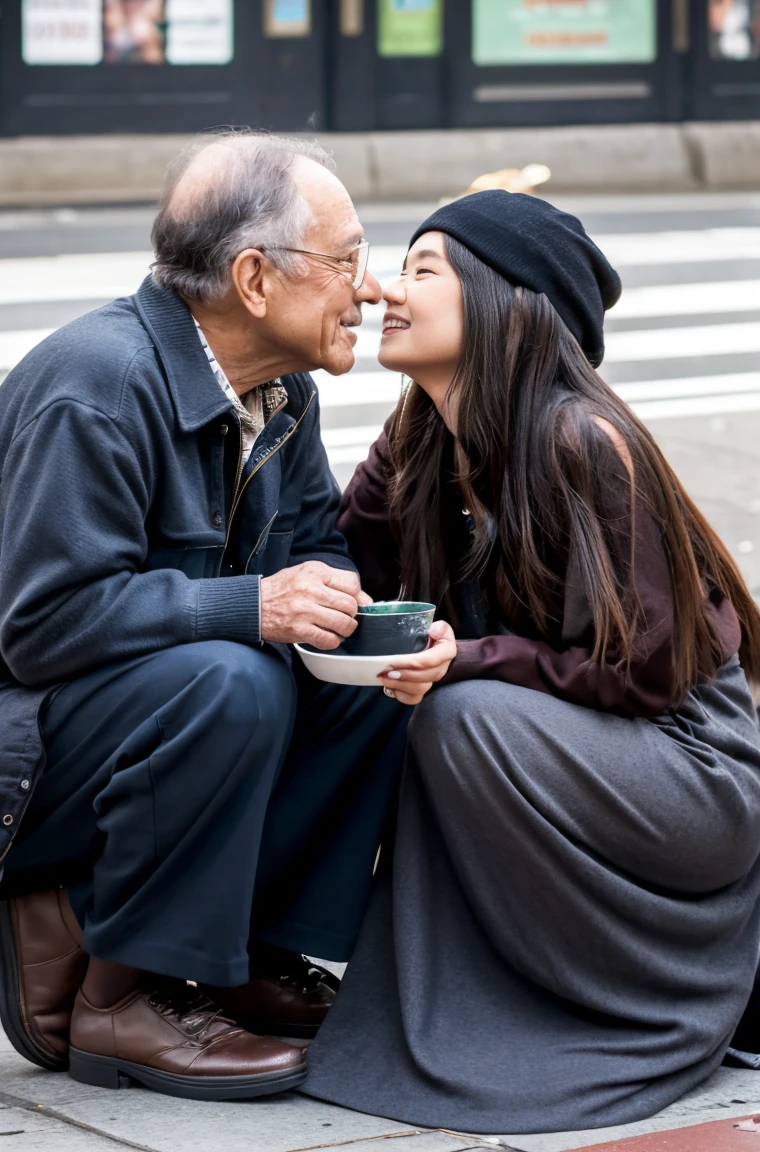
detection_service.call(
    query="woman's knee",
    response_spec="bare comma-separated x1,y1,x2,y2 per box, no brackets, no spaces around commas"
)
409,679,520,753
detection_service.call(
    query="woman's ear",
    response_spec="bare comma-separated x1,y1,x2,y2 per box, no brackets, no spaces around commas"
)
230,249,268,318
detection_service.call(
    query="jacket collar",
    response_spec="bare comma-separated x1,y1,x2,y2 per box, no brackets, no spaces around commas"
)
133,276,314,433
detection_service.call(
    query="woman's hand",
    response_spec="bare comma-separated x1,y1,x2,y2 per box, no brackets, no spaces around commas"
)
377,620,457,706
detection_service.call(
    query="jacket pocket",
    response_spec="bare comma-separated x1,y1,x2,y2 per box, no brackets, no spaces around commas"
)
144,545,225,580
249,529,295,578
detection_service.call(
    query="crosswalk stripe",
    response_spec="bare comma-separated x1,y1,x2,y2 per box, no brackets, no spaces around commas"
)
604,321,760,362
0,328,55,371
6,316,760,376
609,280,760,320
616,372,760,402
630,392,760,420
354,281,760,324
348,319,757,362
319,370,760,409
323,387,760,468
2,226,759,462
313,370,403,407
0,252,153,305
363,231,760,274
1,227,759,308
322,424,387,449
342,318,760,368
577,228,760,266
317,369,760,469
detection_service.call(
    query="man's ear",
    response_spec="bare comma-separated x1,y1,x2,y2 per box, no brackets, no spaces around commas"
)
231,249,269,318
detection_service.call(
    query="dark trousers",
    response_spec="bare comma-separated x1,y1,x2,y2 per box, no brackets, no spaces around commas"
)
3,641,408,987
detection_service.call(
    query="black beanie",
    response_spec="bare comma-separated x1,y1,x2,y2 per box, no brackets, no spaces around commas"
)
408,190,621,367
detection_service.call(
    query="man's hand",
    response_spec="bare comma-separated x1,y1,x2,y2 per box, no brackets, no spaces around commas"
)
377,620,457,705
260,562,369,649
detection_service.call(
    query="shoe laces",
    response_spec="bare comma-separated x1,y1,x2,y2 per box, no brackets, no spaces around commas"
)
275,955,334,995
147,979,234,1039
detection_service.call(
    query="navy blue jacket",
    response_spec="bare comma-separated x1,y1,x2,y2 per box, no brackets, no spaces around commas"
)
0,276,353,871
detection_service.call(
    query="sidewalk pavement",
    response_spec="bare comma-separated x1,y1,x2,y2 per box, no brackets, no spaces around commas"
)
0,121,758,208
4,1027,760,1152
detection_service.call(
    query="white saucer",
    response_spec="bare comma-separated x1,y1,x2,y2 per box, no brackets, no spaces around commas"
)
294,643,403,687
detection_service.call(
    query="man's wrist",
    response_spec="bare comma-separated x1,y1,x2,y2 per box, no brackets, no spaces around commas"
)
196,575,262,645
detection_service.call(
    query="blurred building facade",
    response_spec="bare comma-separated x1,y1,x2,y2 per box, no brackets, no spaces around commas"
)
1,0,758,138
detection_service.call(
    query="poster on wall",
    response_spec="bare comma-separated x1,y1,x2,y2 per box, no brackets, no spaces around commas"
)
709,0,760,59
103,0,165,63
22,0,104,65
165,0,234,64
22,0,233,65
472,0,656,67
378,0,443,58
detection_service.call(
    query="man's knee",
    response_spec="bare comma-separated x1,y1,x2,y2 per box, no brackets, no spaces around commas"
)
155,640,297,744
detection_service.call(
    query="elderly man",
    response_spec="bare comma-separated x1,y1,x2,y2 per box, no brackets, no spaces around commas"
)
0,132,409,1100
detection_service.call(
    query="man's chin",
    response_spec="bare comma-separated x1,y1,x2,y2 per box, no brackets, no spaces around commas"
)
321,350,356,377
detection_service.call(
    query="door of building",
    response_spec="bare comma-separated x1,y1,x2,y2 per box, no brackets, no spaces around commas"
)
0,1,329,137
445,0,683,128
330,0,446,130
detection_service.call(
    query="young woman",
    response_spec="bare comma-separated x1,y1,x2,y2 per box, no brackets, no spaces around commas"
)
303,192,760,1135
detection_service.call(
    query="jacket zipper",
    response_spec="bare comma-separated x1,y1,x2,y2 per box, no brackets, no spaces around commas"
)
223,389,316,556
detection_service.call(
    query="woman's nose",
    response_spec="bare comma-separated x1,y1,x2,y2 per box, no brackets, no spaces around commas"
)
382,276,406,305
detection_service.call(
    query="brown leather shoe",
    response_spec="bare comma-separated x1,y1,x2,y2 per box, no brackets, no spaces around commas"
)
204,954,340,1040
0,889,88,1071
68,978,306,1100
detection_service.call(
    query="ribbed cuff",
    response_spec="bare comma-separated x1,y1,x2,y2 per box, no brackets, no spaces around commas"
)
196,576,261,645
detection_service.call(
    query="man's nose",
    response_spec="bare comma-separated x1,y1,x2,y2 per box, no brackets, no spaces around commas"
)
355,269,381,306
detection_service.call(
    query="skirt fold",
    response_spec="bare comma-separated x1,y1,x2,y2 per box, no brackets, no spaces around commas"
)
304,657,760,1134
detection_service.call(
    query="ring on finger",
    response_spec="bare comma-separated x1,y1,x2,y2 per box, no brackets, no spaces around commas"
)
383,686,396,700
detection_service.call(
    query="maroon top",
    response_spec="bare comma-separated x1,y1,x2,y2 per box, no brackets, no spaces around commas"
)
338,421,741,719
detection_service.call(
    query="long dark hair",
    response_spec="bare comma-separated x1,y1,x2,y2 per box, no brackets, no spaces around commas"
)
387,233,760,699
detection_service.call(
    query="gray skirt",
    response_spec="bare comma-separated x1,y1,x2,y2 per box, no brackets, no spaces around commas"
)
303,656,760,1134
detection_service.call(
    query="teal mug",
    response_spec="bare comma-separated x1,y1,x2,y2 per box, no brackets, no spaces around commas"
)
341,601,436,657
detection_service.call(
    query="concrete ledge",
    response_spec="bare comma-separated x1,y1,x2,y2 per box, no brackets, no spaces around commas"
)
0,122,757,207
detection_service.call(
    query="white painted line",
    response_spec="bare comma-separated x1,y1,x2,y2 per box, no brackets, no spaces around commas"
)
614,372,760,402
327,444,377,466
357,283,760,325
0,233,755,315
321,373,760,467
357,311,760,362
367,231,760,275
591,228,760,266
0,229,758,310
0,252,152,305
312,369,402,407
315,369,760,409
611,280,760,319
631,392,760,420
604,321,760,362
0,328,55,371
321,424,385,449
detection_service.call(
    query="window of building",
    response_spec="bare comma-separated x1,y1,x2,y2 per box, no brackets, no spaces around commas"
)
377,0,443,58
472,0,657,66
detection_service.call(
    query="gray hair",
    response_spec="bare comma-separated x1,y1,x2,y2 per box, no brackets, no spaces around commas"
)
150,129,335,303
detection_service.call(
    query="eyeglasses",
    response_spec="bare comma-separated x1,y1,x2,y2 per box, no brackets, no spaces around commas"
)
267,239,370,290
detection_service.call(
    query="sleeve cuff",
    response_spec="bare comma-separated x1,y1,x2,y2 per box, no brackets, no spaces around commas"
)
196,576,262,645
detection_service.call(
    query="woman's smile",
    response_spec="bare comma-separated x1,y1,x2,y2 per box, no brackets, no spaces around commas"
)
381,312,411,337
